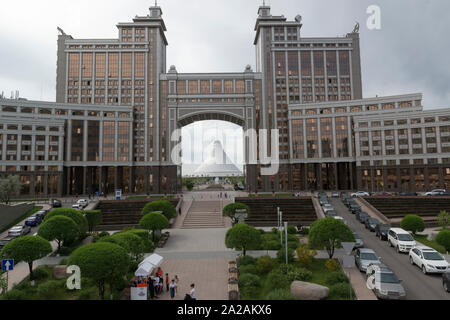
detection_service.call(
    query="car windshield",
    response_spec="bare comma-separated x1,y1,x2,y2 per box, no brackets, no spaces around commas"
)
369,219,379,224
361,214,369,218
397,234,414,241
423,251,444,261
361,253,378,260
380,272,400,284
379,225,390,231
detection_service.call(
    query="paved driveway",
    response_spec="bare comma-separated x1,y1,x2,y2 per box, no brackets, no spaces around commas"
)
331,198,449,300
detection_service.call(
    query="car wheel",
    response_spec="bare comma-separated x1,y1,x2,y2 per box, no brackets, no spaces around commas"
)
388,240,392,247
397,246,401,253
422,265,427,275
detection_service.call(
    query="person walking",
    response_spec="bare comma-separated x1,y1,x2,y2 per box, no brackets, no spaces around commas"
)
148,276,155,300
174,275,179,295
187,283,196,300
165,273,170,292
169,279,177,300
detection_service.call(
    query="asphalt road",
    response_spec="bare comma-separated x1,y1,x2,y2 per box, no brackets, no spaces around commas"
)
330,198,450,300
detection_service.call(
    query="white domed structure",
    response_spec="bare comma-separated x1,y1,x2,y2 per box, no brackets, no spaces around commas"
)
194,140,242,177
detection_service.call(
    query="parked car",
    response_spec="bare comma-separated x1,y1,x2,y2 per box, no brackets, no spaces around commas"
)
317,192,327,198
52,199,62,208
72,204,82,210
443,272,450,293
350,204,362,214
365,218,381,232
319,197,329,206
353,232,364,248
388,228,416,253
35,210,47,221
375,224,390,241
425,189,446,196
0,236,16,249
333,216,347,225
399,192,418,196
366,263,406,300
77,199,88,208
331,192,340,198
351,191,370,197
355,248,381,272
409,246,449,274
358,212,370,224
322,204,335,214
25,216,41,227
8,225,31,237
326,211,337,217
373,192,393,197
344,198,356,208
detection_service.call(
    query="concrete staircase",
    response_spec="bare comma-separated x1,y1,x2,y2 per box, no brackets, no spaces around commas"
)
182,200,225,229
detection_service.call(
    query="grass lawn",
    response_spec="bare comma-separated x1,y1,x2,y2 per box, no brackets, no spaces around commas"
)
0,206,43,233
2,265,132,300
240,258,354,300
414,235,446,254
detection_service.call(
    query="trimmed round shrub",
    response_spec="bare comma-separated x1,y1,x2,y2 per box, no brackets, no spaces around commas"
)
287,226,298,234
238,273,260,289
435,229,450,252
223,202,250,218
325,272,349,285
265,288,297,300
37,280,63,299
256,256,277,275
239,264,258,275
99,232,144,262
330,282,353,299
38,216,79,251
276,247,295,263
139,212,169,242
287,267,312,282
400,215,425,235
142,200,176,220
237,255,256,266
325,259,340,272
266,269,290,290
124,229,154,253
225,223,261,256
44,208,88,235
32,267,50,281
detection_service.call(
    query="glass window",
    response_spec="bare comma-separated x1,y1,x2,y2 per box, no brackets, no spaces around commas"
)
95,53,106,78
339,51,350,76
313,52,324,76
301,52,311,77
69,53,79,78
108,53,119,78
81,53,92,78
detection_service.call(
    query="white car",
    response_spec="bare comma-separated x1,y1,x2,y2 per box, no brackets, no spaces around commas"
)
333,216,347,225
76,199,88,208
425,189,446,196
322,204,335,214
409,246,449,274
388,228,416,253
351,191,370,197
8,225,31,237
72,204,81,210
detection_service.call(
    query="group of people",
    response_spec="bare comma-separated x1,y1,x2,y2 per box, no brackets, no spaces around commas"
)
145,267,180,300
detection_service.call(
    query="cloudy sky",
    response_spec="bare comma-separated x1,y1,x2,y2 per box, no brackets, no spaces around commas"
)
1,0,449,172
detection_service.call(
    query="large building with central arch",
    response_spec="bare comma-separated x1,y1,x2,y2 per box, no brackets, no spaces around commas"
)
1,4,450,197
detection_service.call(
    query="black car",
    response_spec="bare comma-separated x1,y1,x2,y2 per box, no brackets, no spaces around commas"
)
365,218,381,232
443,272,450,293
375,224,390,241
52,199,62,208
399,192,417,196
345,198,356,207
358,212,370,224
350,204,362,214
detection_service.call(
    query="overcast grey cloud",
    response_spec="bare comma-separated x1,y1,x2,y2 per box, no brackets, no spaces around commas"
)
1,0,449,172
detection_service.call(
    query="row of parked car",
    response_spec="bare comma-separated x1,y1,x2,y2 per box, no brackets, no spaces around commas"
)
340,194,450,297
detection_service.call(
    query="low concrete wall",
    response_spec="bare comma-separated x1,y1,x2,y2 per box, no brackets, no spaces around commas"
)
0,203,35,231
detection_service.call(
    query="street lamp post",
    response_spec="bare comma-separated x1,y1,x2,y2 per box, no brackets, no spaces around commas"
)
279,211,283,248
284,222,288,265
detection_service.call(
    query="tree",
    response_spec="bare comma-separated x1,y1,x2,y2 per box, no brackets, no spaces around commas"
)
438,210,450,230
222,203,250,220
99,232,145,262
308,218,355,259
296,244,317,268
84,210,102,233
0,176,23,204
38,216,79,252
142,200,176,220
225,223,261,256
124,229,154,252
139,212,169,242
435,230,450,252
400,215,425,235
0,236,52,281
45,208,89,235
68,242,130,300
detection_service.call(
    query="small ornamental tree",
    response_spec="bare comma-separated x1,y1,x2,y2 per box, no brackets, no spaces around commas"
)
84,210,102,233
45,208,89,235
0,236,52,281
99,232,145,262
435,230,450,252
400,215,425,235
124,229,154,252
142,200,176,220
222,203,250,219
308,218,355,259
438,210,450,230
38,216,79,252
0,176,23,204
225,223,261,256
68,242,130,300
139,212,169,242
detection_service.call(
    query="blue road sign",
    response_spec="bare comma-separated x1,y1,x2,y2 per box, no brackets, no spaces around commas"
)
2,259,14,271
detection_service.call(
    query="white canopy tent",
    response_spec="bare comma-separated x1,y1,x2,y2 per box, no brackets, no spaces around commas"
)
134,254,164,277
